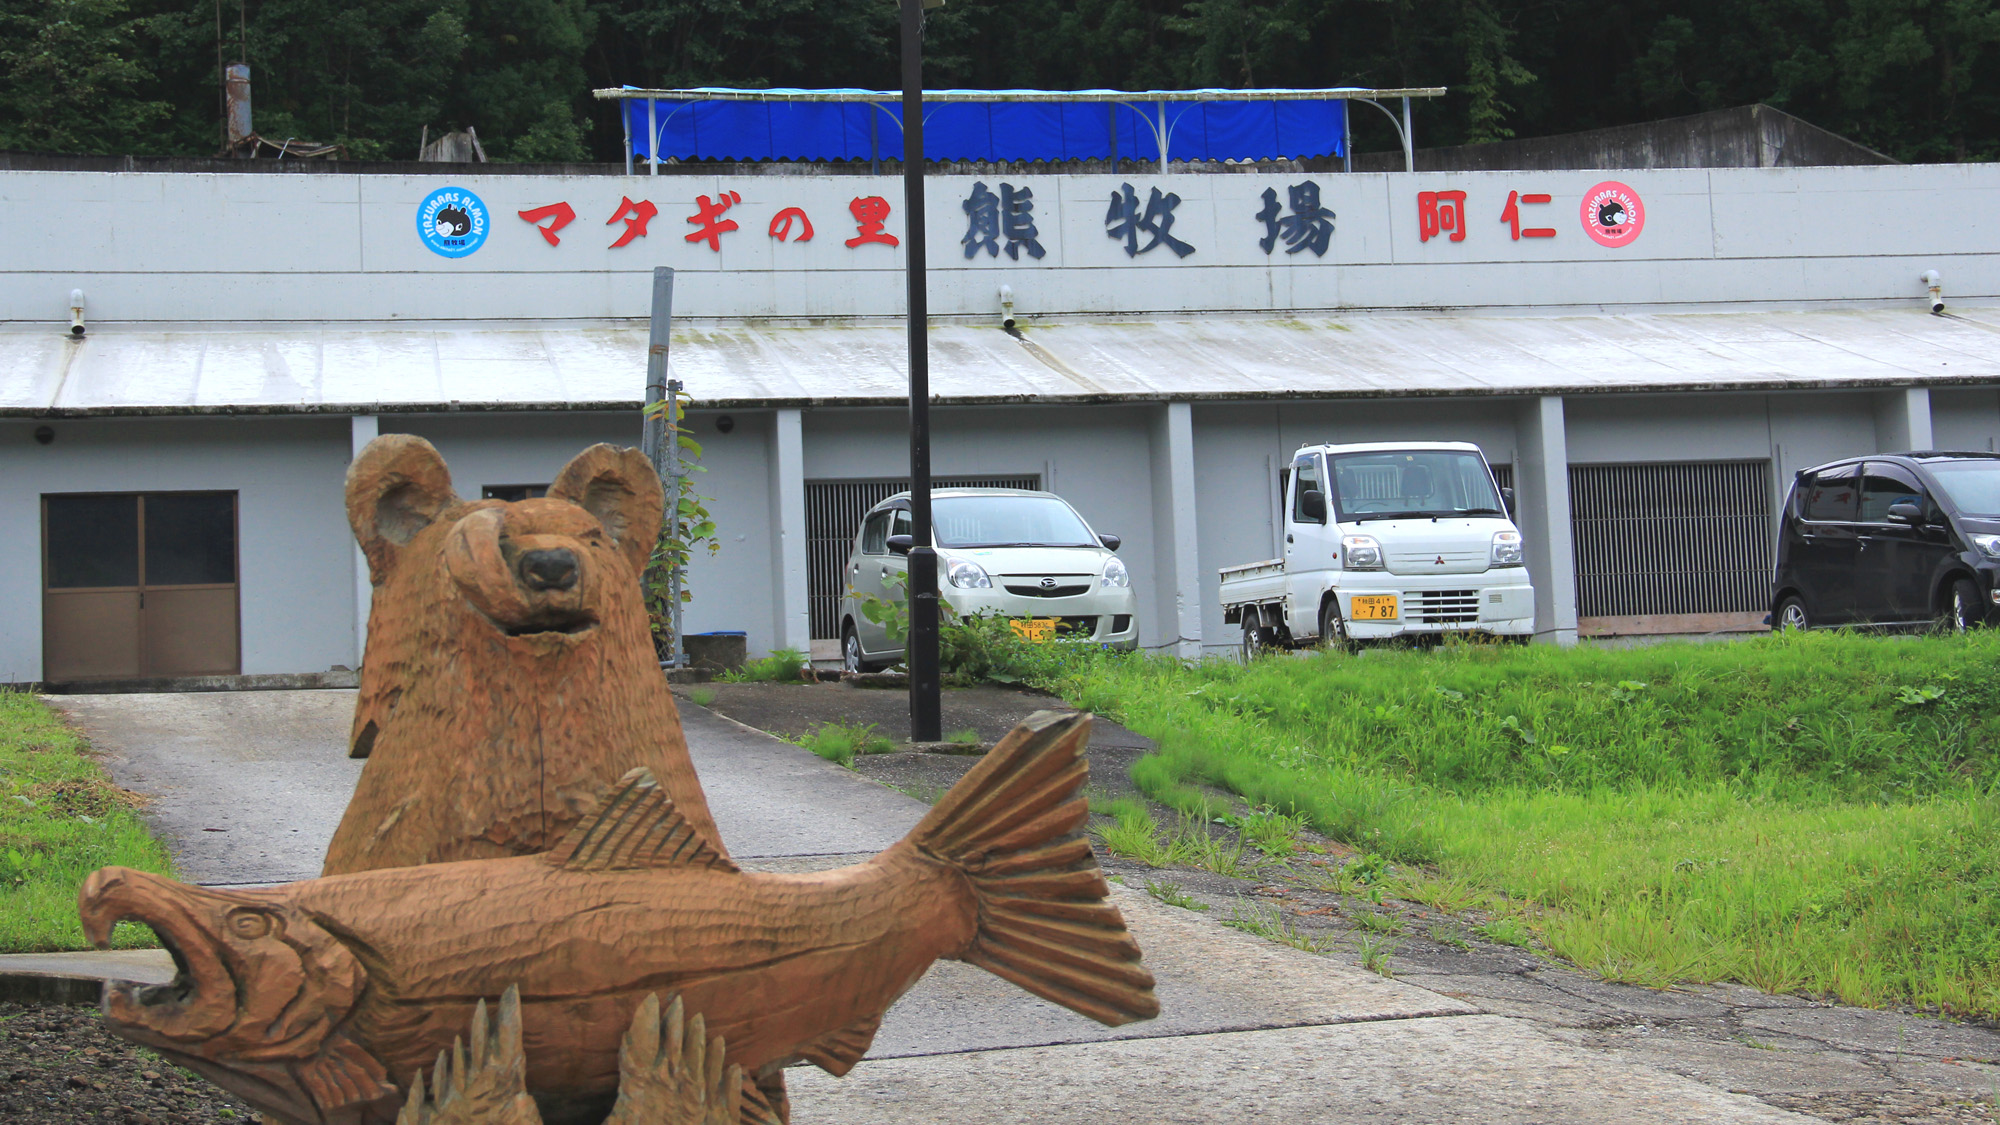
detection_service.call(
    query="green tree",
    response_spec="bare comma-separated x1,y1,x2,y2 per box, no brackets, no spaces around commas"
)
0,0,171,153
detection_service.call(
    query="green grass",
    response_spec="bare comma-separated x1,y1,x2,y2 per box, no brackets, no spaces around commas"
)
1033,630,2000,1016
720,648,810,684
0,690,174,952
1356,932,1397,976
1091,798,1259,877
687,686,718,707
944,728,980,745
798,721,897,767
1223,899,1335,953
1144,879,1209,911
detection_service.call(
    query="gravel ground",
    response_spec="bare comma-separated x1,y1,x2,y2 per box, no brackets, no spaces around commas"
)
0,1002,260,1124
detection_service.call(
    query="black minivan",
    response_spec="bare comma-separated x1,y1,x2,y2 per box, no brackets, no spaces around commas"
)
1772,452,2000,631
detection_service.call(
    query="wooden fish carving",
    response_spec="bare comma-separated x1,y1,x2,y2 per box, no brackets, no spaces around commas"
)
81,712,1158,1125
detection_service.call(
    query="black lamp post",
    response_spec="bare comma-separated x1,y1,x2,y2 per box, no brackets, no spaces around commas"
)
900,0,942,742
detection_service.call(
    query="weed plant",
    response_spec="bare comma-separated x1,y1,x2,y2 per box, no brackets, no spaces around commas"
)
0,690,174,951
1356,933,1397,976
1223,899,1335,953
1027,630,2000,1015
798,721,896,767
687,686,718,707
721,648,810,684
1145,880,1210,911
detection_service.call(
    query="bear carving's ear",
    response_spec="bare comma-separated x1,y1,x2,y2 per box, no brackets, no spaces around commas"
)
548,445,663,574
346,435,458,584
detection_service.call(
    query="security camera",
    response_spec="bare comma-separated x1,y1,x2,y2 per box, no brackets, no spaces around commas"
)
1922,270,1944,315
68,289,85,337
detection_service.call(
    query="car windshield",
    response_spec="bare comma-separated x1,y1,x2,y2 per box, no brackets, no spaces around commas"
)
1925,460,2000,518
932,496,1097,548
1328,451,1502,521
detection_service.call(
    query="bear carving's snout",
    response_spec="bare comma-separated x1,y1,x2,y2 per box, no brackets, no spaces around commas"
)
519,549,579,592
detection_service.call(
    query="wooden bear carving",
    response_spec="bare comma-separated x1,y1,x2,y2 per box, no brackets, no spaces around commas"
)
324,435,723,876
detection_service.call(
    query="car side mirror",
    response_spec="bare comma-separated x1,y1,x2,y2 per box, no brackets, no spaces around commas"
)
885,534,913,555
1501,486,1516,516
1098,533,1121,552
1886,501,1922,524
1300,489,1327,523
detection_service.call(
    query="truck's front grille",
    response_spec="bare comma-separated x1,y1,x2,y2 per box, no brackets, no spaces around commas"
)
1389,549,1488,574
1408,590,1480,624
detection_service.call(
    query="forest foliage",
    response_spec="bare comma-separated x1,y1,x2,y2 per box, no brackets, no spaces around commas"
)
0,0,1993,164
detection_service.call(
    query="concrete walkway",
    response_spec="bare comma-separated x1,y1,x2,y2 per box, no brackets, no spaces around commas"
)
31,690,1827,1123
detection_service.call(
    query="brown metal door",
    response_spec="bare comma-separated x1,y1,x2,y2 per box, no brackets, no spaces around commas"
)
138,493,240,676
42,492,240,681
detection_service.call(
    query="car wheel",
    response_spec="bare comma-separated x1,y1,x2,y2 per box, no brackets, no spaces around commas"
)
1776,596,1810,632
1318,600,1351,653
842,624,873,673
1242,617,1272,661
1947,578,1982,632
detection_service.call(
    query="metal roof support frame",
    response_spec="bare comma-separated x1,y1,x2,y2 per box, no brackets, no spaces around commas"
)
1346,96,1417,172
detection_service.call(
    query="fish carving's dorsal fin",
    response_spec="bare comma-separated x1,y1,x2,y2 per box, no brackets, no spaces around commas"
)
548,768,738,873
796,1014,881,1077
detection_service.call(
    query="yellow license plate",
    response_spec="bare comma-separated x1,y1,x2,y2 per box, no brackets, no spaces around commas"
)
1349,595,1399,621
1010,618,1058,642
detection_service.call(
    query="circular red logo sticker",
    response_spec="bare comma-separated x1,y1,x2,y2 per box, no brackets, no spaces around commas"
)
1580,181,1645,247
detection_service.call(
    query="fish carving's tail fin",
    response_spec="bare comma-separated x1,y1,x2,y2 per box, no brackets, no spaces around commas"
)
908,710,1159,1027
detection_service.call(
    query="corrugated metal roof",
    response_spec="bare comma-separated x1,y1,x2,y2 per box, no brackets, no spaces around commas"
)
3,305,1995,416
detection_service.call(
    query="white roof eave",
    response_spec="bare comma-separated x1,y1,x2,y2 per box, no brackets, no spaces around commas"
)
3,304,1997,417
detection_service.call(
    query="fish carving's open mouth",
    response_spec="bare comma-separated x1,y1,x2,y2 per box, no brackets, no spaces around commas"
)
79,867,236,1042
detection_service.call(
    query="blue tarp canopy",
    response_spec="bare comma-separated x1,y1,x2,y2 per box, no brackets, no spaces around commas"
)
616,88,1353,163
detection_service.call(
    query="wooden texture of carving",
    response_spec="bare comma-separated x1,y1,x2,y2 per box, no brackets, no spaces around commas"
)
325,436,724,875
82,711,1158,1125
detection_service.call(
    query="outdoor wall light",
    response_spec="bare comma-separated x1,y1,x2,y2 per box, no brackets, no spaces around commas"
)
715,415,735,434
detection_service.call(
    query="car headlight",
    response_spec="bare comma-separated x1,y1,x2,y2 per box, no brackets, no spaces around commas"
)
1490,530,1524,567
1973,534,2000,559
1341,534,1383,570
947,559,992,589
1100,556,1130,588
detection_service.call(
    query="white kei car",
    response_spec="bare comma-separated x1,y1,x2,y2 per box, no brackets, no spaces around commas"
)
839,488,1140,672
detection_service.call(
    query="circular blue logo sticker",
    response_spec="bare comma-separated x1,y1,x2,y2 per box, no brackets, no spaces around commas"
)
416,186,489,258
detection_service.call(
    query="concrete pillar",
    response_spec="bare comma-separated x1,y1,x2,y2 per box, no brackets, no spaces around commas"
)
768,409,811,657
1876,386,1934,451
350,414,379,668
1515,396,1578,645
1148,401,1203,659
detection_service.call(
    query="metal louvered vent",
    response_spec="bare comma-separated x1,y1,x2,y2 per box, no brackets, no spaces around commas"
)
806,477,1040,639
1569,461,1773,617
1491,464,1513,493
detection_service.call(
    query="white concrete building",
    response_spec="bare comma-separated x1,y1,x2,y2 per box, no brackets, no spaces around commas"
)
2,164,1997,683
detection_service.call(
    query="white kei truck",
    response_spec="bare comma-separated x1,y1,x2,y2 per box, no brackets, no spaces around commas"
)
1219,442,1537,655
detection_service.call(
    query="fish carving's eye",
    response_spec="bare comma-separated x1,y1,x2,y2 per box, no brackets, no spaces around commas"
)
226,909,275,940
